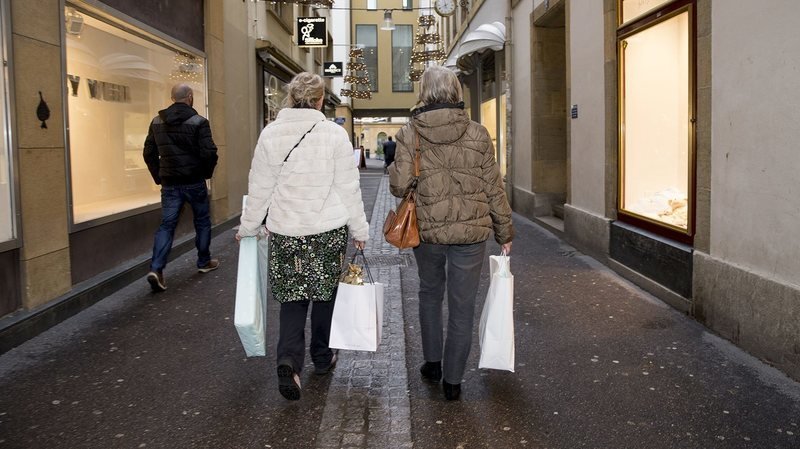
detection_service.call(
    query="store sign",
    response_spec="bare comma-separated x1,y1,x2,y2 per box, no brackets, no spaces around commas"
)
323,62,343,77
297,17,327,47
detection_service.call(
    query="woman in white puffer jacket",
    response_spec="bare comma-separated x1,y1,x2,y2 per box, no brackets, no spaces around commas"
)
236,72,369,401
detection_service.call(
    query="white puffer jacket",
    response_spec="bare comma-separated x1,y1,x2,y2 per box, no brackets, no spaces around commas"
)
239,108,369,241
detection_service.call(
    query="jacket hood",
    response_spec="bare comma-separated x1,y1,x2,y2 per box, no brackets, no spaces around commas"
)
411,102,470,145
158,102,198,125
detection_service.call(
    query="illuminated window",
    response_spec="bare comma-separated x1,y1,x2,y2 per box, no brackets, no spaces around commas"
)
356,25,378,92
0,5,14,244
619,7,693,233
392,25,413,92
65,8,207,225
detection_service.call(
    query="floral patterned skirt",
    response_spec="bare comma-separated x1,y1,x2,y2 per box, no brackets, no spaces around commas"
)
268,226,348,303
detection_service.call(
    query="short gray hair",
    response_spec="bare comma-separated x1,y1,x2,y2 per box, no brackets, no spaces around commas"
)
283,72,325,109
418,65,462,106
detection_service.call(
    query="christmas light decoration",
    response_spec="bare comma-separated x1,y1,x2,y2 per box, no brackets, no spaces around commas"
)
408,15,446,82
170,53,204,83
266,0,334,7
340,47,372,100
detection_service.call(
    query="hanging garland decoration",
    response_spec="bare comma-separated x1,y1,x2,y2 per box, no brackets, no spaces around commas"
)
170,53,204,83
408,15,446,82
267,0,334,6
340,48,372,99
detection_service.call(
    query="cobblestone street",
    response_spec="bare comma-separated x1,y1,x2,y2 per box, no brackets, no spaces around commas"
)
0,160,798,449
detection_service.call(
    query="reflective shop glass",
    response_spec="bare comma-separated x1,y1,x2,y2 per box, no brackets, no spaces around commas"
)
392,25,413,92
0,9,13,243
620,11,690,230
264,72,287,126
65,10,207,224
356,25,378,92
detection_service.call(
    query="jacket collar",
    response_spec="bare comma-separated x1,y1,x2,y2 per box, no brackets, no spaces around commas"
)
275,107,326,122
411,101,465,117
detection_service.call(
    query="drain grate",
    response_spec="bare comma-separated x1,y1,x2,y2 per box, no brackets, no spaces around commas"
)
365,254,413,268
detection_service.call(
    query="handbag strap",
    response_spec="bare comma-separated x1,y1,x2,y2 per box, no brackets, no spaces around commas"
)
283,120,323,163
413,131,420,177
407,128,420,190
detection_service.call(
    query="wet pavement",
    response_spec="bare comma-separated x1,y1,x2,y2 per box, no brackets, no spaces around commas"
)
0,158,799,449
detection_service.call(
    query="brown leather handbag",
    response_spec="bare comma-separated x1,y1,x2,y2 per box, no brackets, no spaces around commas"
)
383,132,421,249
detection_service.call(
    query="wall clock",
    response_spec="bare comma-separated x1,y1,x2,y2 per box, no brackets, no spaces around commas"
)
434,0,456,17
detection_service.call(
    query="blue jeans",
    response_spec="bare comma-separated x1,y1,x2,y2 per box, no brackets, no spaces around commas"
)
150,182,212,272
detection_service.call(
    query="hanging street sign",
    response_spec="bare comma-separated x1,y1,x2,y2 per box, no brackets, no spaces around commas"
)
297,17,327,47
323,62,343,77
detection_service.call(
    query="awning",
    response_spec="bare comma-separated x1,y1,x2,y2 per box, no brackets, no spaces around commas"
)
456,21,506,71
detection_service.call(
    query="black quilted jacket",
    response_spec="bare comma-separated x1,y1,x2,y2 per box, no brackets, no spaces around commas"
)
389,103,514,245
143,103,218,186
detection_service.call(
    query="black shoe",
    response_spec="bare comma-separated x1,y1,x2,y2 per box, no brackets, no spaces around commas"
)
198,259,219,273
314,352,338,375
443,381,461,401
277,364,301,401
420,361,442,382
146,271,166,292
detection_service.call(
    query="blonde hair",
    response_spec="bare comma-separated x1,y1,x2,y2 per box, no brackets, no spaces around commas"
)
283,72,325,109
418,65,463,106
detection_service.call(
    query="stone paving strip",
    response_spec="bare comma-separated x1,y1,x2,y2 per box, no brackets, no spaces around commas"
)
315,176,414,449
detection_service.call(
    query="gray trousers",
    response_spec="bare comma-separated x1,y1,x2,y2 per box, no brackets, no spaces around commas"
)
413,241,487,384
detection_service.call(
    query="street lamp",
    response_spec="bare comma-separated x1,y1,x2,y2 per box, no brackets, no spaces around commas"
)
380,10,395,31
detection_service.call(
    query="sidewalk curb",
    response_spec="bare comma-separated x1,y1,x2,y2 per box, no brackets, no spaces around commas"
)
0,216,239,355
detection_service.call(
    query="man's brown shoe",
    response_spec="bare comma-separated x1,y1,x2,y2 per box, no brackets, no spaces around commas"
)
198,259,219,273
146,271,166,292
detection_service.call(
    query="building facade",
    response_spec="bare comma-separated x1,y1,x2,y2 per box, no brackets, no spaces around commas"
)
349,0,419,119
503,0,800,380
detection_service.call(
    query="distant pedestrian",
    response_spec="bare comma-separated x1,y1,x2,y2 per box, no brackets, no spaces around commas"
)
143,83,219,293
389,65,514,401
382,136,397,174
236,72,370,401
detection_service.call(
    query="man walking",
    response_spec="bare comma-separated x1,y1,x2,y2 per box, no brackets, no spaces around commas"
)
143,84,219,292
382,135,396,174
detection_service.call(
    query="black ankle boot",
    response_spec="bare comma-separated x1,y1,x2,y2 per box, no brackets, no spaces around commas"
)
420,361,442,381
443,381,461,400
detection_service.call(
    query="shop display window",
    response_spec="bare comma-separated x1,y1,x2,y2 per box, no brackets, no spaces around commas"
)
0,6,14,244
65,8,206,225
619,8,692,232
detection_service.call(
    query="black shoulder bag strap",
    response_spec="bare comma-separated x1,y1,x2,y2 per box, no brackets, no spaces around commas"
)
283,120,323,163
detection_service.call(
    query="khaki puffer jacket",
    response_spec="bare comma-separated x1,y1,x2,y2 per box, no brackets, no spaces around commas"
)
389,104,513,245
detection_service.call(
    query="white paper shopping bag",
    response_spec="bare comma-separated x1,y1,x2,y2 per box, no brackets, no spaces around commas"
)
478,255,515,371
329,282,385,352
234,236,269,356
234,196,270,357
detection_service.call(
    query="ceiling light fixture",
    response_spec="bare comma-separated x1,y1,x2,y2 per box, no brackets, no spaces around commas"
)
381,10,396,31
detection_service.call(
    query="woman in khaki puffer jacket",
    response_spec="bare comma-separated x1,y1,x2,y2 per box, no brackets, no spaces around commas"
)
389,65,513,401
